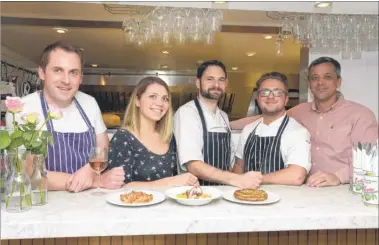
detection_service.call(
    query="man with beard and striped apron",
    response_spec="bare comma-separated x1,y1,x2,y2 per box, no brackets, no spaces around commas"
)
233,72,311,186
174,60,262,188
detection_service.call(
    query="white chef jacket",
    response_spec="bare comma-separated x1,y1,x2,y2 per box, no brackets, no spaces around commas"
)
236,114,311,172
173,98,235,172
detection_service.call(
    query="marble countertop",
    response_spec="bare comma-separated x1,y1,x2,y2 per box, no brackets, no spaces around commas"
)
1,185,378,239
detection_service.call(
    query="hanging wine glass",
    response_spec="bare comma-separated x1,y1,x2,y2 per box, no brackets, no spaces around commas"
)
275,35,284,57
207,9,223,32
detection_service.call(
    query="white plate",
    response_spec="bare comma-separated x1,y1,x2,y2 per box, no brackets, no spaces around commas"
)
223,189,280,205
106,190,165,207
165,186,222,206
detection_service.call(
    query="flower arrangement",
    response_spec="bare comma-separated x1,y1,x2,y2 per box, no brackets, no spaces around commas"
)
0,96,62,211
0,97,63,156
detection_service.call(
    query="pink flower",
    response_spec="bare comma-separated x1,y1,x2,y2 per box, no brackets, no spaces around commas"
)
22,112,39,124
48,106,63,120
5,96,24,113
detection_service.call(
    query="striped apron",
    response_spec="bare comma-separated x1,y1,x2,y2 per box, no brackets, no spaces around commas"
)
194,98,232,186
39,91,96,174
243,115,289,174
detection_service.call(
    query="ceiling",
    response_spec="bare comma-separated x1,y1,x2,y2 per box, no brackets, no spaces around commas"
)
0,2,301,73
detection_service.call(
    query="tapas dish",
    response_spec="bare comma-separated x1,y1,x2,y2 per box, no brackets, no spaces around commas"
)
233,189,268,202
176,186,212,199
223,188,280,205
106,190,165,207
166,186,222,206
120,191,153,204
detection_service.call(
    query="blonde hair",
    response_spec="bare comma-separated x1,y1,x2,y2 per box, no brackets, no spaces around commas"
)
122,76,173,143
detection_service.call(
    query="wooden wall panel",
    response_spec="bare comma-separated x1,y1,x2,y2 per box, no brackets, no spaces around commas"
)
337,230,347,245
44,238,55,245
216,233,227,245
186,234,197,245
227,233,238,245
2,229,379,245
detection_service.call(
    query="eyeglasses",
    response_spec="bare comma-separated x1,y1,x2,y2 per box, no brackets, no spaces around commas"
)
257,89,287,97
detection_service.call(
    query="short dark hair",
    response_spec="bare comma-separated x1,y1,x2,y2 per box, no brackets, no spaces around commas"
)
197,60,227,79
308,56,341,79
256,72,289,91
39,41,85,71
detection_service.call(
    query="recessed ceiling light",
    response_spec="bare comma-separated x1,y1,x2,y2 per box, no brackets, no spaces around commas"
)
264,35,273,40
161,65,168,69
91,64,98,68
315,2,332,8
231,67,238,71
54,28,68,34
245,52,256,57
161,50,170,54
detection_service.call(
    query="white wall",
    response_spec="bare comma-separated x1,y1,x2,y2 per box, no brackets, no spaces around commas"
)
309,52,378,120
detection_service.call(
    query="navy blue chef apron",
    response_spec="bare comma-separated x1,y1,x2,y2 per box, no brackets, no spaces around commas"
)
40,90,96,173
194,98,232,186
243,115,289,174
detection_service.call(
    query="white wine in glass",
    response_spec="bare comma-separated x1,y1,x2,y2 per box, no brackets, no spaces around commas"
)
89,147,108,196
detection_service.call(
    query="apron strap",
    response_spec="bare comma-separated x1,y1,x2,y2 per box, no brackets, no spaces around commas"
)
39,90,54,131
39,90,94,132
194,98,208,136
73,97,94,131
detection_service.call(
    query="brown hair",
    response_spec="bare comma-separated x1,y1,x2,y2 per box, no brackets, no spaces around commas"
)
256,72,289,92
39,41,85,71
122,76,173,143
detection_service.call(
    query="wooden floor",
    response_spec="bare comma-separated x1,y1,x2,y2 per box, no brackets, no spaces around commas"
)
1,229,378,245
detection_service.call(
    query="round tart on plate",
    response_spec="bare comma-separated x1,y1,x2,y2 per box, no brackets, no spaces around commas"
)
233,189,268,202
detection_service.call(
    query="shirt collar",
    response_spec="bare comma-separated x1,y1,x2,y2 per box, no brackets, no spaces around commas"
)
311,91,344,112
197,96,220,117
260,113,287,127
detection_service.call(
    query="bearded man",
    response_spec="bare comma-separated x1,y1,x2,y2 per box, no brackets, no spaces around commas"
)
174,60,262,188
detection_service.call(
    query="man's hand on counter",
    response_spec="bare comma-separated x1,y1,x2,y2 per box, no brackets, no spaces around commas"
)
228,171,263,189
99,167,125,189
306,171,341,187
66,164,95,192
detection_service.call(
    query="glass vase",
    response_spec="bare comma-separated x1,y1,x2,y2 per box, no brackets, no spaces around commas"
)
30,154,48,206
5,150,32,212
0,150,11,202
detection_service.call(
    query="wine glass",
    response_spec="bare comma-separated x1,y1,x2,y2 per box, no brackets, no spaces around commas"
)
89,147,108,196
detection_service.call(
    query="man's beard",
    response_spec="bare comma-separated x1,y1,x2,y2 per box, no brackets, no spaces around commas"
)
199,82,224,100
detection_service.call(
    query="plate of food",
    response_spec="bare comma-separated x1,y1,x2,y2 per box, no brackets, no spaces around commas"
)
106,190,165,207
165,186,222,206
223,188,280,205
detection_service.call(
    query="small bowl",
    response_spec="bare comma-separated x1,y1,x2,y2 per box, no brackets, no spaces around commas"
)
165,186,222,206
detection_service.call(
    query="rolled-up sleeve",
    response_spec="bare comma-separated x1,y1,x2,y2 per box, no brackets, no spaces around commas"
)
236,126,250,160
173,106,204,171
283,127,312,173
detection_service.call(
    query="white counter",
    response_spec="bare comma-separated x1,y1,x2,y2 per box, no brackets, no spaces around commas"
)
1,185,378,240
